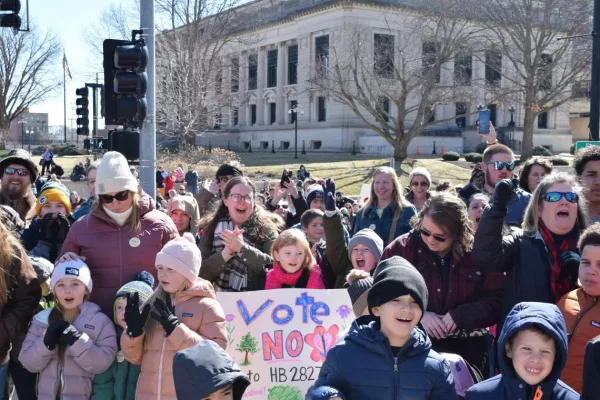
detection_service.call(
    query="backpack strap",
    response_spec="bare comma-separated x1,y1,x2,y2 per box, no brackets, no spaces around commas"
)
387,205,402,244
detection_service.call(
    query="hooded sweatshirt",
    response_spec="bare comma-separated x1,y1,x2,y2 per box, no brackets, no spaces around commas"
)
465,302,579,400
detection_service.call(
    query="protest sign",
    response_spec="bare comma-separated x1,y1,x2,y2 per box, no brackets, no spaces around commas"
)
216,289,353,399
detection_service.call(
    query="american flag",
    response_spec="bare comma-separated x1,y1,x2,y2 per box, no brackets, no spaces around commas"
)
62,53,72,80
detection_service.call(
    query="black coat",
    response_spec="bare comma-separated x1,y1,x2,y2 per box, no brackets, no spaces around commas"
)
583,334,600,399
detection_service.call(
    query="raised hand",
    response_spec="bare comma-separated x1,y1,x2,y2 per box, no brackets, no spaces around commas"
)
150,296,180,336
323,178,336,212
124,292,150,338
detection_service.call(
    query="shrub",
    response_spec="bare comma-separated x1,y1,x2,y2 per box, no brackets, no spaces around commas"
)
532,146,552,157
464,153,483,163
442,151,460,161
549,157,569,166
31,146,46,156
474,142,487,154
157,147,245,182
56,143,85,156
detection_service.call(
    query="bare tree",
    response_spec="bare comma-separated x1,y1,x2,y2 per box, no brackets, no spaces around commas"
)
471,0,591,159
0,26,61,149
307,2,481,162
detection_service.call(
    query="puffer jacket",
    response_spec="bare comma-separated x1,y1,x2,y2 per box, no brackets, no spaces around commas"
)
60,192,178,315
557,288,600,394
18,301,117,400
0,244,41,365
465,302,579,400
583,334,600,399
472,204,579,333
121,279,228,400
307,319,455,399
383,230,503,330
352,201,417,246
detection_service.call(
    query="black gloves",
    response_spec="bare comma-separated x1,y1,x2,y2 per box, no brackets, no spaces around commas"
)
323,178,336,212
150,296,180,336
44,320,69,350
493,179,515,209
39,213,70,244
58,325,82,346
124,292,150,338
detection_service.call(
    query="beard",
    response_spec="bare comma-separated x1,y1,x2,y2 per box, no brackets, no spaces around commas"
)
2,181,26,200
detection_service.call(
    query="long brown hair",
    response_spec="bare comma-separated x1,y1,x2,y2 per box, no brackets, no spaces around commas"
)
199,176,278,248
363,167,410,211
410,192,474,258
0,220,23,306
91,191,142,232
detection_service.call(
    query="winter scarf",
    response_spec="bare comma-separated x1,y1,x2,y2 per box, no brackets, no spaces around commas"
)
538,219,579,302
212,217,256,292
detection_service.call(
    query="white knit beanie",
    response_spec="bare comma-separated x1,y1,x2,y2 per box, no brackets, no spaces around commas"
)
155,233,201,284
51,259,93,293
408,167,432,186
95,151,138,195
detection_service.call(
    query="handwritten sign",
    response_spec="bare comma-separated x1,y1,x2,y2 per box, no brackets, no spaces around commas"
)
216,289,353,399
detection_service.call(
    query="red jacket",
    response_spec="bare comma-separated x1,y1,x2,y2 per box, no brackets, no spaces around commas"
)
61,193,178,315
382,230,502,329
163,176,175,192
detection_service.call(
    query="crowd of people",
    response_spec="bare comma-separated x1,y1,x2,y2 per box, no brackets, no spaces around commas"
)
1,129,600,399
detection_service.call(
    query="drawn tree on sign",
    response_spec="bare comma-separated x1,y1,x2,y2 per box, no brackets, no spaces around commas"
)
268,385,303,400
236,332,259,365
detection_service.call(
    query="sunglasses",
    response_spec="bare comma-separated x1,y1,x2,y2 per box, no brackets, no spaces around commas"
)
411,181,428,187
492,161,515,171
4,167,29,177
98,190,130,204
543,192,578,203
419,228,447,243
276,204,289,210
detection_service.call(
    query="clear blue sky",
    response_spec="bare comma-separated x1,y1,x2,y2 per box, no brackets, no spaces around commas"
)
28,0,134,127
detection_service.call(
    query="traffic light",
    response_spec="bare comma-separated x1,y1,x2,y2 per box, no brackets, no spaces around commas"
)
0,0,21,30
103,37,148,128
76,87,90,136
109,129,139,160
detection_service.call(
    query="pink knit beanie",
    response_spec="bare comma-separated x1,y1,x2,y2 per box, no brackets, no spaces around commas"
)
155,233,201,284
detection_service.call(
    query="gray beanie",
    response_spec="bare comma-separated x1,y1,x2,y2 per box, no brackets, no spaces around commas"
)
348,229,384,261
408,167,431,186
29,256,54,283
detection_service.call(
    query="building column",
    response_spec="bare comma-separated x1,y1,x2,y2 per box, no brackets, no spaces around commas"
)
276,43,286,124
238,52,247,127
257,48,266,125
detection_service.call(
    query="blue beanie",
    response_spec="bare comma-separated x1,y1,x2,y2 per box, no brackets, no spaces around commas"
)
306,184,324,207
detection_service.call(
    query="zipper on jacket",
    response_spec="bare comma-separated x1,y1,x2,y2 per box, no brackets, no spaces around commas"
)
157,336,167,397
568,296,598,343
118,228,123,285
393,357,398,400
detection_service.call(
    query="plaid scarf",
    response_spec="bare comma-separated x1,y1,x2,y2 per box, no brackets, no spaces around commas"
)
538,220,579,301
212,218,255,292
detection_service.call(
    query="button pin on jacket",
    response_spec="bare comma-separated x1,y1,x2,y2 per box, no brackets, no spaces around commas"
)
369,224,376,230
129,237,141,248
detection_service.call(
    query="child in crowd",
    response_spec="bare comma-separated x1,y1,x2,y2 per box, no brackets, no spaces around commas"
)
30,256,55,310
558,223,600,394
121,233,228,399
465,302,579,399
308,256,455,399
265,229,325,289
22,181,72,262
173,341,251,400
18,260,117,400
300,209,332,285
346,269,373,318
92,271,155,400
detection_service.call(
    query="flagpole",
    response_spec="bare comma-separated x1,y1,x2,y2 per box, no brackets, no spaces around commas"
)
63,65,67,143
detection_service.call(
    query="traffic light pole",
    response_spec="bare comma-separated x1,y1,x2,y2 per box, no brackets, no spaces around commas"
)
591,0,600,140
139,0,156,197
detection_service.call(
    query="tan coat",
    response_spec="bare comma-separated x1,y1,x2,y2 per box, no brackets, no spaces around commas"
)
121,279,227,400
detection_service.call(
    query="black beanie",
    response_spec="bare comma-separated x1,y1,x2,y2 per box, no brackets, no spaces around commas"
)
367,256,428,318
216,163,243,179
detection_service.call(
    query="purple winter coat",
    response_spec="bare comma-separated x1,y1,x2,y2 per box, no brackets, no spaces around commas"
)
18,301,117,400
60,192,178,315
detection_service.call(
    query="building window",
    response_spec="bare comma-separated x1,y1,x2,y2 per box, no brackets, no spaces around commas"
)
233,107,239,126
267,49,277,88
378,97,390,122
290,100,298,124
288,45,298,85
318,97,327,122
248,54,257,90
250,104,257,125
270,103,276,124
280,141,290,149
539,54,552,91
315,35,329,78
422,41,441,84
488,104,498,127
538,111,548,129
573,80,591,99
261,141,269,149
374,34,394,79
216,70,222,94
454,51,472,86
311,140,322,150
231,58,239,93
455,102,467,128
485,51,502,87
243,141,250,150
214,113,222,128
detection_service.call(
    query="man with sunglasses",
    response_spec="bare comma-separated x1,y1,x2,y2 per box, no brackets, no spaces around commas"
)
0,149,38,224
480,144,531,226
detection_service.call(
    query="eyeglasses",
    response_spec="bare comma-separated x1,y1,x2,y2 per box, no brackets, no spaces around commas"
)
4,167,29,177
218,176,232,184
543,192,578,203
276,204,289,210
98,190,130,204
419,228,447,243
229,194,253,203
492,161,515,171
411,181,428,187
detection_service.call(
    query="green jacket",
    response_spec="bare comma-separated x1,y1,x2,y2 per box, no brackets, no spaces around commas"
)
91,326,140,400
324,211,354,289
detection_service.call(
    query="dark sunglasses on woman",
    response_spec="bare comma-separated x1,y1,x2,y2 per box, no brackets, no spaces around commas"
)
543,192,578,203
4,166,29,176
411,181,428,187
419,228,446,243
98,190,130,204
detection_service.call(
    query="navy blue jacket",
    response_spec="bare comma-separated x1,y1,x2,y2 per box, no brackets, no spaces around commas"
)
307,319,456,399
466,302,579,400
353,202,417,246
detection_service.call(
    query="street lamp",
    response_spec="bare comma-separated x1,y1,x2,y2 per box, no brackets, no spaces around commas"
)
17,118,26,149
476,103,485,111
288,104,304,159
26,129,32,152
508,105,516,142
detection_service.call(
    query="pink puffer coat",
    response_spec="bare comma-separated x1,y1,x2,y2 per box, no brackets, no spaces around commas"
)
60,193,178,315
121,278,227,400
18,301,117,400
